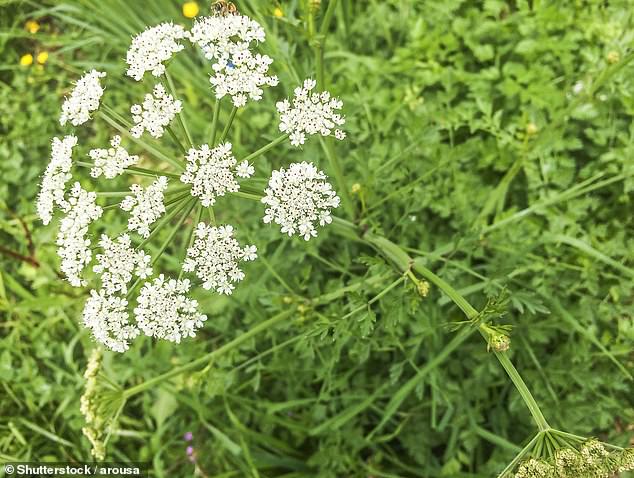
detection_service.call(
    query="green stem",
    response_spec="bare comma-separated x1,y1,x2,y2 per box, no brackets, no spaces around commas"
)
210,98,221,145
319,136,355,219
496,432,541,478
75,161,182,179
123,310,292,398
166,125,187,157
178,204,203,281
135,193,192,251
164,71,193,148
241,134,288,163
150,199,197,267
219,106,237,143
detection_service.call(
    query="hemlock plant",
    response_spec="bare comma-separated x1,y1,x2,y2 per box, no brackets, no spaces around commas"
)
31,2,633,477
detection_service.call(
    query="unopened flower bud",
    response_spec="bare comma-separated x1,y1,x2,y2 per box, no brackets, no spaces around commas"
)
607,50,620,64
526,123,538,136
416,280,430,297
489,332,510,352
351,183,361,194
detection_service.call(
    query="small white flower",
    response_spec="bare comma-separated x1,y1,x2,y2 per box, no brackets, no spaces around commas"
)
89,135,139,179
261,162,340,240
180,143,253,207
126,22,188,81
209,49,278,107
189,14,266,61
56,183,103,287
93,234,153,296
183,223,256,294
134,274,207,343
277,78,346,147
59,70,106,126
82,290,139,353
120,176,168,238
37,135,78,225
572,80,584,95
130,84,182,139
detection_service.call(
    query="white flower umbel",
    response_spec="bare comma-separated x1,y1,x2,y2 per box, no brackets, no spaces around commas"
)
180,143,253,207
130,84,182,139
93,234,152,296
59,70,106,126
134,275,207,343
189,14,265,61
37,135,78,225
209,48,278,107
261,162,340,240
82,290,140,353
183,223,257,295
120,176,168,238
56,183,103,287
126,22,188,81
88,136,139,179
277,78,346,147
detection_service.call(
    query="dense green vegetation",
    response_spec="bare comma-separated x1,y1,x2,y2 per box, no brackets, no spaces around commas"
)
1,1,633,477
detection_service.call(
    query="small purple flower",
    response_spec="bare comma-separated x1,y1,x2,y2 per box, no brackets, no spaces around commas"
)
186,446,194,456
183,431,193,442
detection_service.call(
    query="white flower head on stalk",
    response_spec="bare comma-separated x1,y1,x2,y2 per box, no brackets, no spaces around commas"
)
277,78,346,147
56,183,103,287
134,275,207,343
59,70,106,126
126,22,188,81
130,84,182,139
37,135,78,225
189,14,265,61
88,136,139,179
180,143,253,207
82,290,140,353
183,223,257,294
210,48,278,107
93,234,153,296
120,176,168,238
261,162,340,240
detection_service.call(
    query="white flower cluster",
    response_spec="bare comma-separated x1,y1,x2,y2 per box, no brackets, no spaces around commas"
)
134,275,207,343
126,22,188,81
120,176,168,238
56,183,103,287
130,84,182,138
277,79,346,146
59,70,106,126
82,290,139,353
93,234,152,296
190,14,277,106
262,162,340,240
183,223,257,294
88,136,139,179
180,143,253,207
37,135,78,225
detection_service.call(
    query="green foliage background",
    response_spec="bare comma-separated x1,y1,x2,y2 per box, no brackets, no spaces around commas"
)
0,0,633,476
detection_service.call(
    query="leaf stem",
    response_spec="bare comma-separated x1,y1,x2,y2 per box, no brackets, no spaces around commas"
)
219,106,237,143
210,98,221,145
241,134,288,163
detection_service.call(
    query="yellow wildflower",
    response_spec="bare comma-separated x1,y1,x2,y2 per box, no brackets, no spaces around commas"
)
20,54,33,66
273,7,284,18
37,51,49,64
182,1,199,18
25,20,40,34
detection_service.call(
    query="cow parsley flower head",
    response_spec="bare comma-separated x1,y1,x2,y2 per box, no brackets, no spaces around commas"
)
189,14,266,61
93,234,153,296
130,84,182,138
210,49,278,107
82,290,140,353
126,22,188,81
37,135,78,225
134,275,207,343
120,176,168,238
59,70,106,126
261,162,340,240
513,458,554,478
180,143,253,207
183,223,257,294
56,183,103,287
277,78,345,147
88,135,139,179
